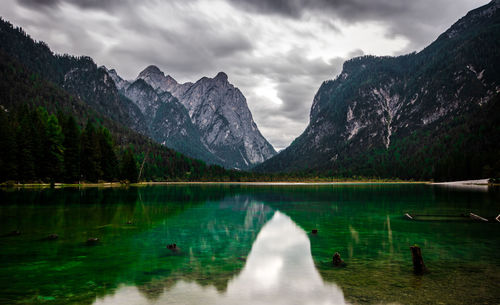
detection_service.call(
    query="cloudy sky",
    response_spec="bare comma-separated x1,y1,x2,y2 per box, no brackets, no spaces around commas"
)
0,0,489,150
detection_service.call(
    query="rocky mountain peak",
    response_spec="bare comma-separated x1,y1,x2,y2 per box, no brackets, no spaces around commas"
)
179,72,277,168
136,65,193,99
105,67,129,91
108,65,276,169
256,0,500,174
164,74,178,86
440,0,499,39
138,65,163,78
215,71,228,82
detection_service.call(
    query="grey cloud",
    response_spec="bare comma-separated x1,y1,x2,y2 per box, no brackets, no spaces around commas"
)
18,0,132,9
227,0,489,49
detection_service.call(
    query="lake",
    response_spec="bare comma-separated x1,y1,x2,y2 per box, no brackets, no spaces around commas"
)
0,184,499,304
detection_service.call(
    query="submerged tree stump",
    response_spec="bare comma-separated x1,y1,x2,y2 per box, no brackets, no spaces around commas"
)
167,243,180,253
86,237,99,245
47,234,59,240
332,252,345,267
410,246,426,275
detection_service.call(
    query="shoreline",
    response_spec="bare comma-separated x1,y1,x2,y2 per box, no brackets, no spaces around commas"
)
1,179,496,188
431,178,490,186
0,180,428,188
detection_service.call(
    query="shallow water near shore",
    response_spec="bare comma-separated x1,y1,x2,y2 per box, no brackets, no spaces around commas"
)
0,184,499,304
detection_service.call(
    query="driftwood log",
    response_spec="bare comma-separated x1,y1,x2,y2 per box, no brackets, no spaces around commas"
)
469,213,488,222
410,246,426,275
404,213,413,220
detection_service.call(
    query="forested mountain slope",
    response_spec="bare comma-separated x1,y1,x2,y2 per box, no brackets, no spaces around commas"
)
256,0,500,181
0,26,244,182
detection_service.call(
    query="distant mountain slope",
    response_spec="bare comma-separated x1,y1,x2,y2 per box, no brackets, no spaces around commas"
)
115,65,277,169
256,0,500,180
174,71,277,169
0,19,248,182
0,19,149,135
0,18,244,168
124,78,220,164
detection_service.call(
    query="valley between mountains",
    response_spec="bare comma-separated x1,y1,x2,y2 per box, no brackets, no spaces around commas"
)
0,0,499,183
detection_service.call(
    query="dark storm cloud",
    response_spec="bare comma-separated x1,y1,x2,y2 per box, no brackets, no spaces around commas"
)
227,0,482,50
18,0,126,9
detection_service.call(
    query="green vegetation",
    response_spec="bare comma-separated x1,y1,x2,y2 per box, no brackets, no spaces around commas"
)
0,20,250,183
0,106,118,183
255,2,500,181
331,94,500,181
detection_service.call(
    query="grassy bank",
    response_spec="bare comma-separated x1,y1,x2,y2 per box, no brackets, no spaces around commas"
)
0,179,430,189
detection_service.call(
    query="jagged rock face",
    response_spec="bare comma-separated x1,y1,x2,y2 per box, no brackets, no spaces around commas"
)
125,79,164,121
137,65,192,98
123,78,219,164
62,60,149,135
136,67,276,169
106,68,130,91
177,72,276,168
257,0,500,172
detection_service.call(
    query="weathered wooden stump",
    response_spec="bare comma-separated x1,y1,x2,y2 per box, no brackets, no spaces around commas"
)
86,237,99,245
410,245,426,275
47,234,59,240
167,243,180,252
332,252,344,267
8,230,21,236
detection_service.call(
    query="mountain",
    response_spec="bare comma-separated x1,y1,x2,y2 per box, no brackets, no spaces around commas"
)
0,17,254,182
174,71,277,168
117,65,277,169
0,17,274,169
256,0,500,180
123,78,220,164
0,20,150,136
137,65,192,98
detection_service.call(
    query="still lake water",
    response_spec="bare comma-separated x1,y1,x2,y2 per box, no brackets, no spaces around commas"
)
0,184,499,305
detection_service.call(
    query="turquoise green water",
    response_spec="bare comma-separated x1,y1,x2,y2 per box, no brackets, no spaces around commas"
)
0,184,499,304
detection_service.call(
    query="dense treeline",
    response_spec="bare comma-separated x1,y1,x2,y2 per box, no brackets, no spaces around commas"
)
0,106,139,183
331,95,500,181
277,94,499,182
253,94,500,182
0,29,256,183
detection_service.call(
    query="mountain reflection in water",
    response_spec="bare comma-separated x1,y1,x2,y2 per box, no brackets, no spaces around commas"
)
94,211,347,305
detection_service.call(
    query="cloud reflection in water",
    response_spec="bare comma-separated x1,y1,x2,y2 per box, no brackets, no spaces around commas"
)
94,211,347,305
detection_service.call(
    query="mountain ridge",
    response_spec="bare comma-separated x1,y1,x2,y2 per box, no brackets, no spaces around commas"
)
117,65,277,169
255,0,500,180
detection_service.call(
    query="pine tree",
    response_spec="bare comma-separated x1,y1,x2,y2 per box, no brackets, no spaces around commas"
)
45,114,64,182
0,109,16,181
15,108,35,182
80,120,101,182
62,115,80,183
98,126,118,181
121,147,138,183
32,107,49,180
